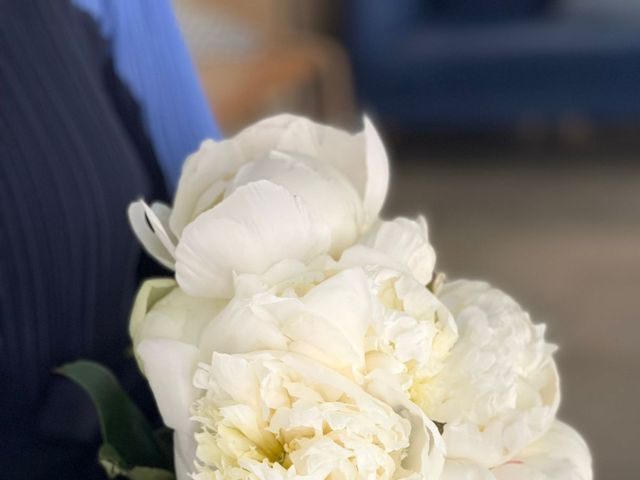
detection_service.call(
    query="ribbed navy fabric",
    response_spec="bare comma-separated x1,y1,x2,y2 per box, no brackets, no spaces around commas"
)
0,1,216,478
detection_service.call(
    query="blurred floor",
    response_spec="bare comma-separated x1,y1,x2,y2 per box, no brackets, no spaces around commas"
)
385,153,640,480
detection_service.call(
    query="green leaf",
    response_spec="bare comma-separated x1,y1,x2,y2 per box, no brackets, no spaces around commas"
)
98,443,129,478
99,444,175,480
128,467,176,480
57,360,170,470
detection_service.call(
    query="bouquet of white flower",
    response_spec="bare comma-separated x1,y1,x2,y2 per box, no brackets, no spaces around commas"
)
60,115,592,480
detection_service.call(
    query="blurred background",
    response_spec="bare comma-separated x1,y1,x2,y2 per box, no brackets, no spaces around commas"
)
173,0,640,478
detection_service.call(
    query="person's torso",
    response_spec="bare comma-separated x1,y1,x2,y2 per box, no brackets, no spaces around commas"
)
0,1,167,476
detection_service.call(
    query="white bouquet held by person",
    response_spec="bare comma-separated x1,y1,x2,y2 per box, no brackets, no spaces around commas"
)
61,115,592,480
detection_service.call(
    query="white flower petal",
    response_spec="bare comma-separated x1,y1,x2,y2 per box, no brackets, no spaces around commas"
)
274,116,366,194
441,459,496,480
141,202,176,255
233,256,331,298
492,421,592,480
296,268,372,365
136,339,200,432
136,287,225,348
342,216,436,285
129,278,178,349
234,114,304,160
273,115,324,157
129,279,225,376
128,201,175,270
175,180,331,298
226,150,363,254
197,294,292,359
441,421,592,480
197,268,372,376
169,139,239,236
174,430,197,480
362,115,390,225
195,352,261,408
389,390,445,480
149,202,177,243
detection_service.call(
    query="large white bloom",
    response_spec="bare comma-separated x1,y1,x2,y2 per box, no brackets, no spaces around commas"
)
130,266,449,478
414,280,560,468
441,421,592,480
129,114,390,298
190,351,443,480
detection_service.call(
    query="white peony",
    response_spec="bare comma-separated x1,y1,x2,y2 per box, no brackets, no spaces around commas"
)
441,421,592,480
413,280,560,468
128,114,389,298
130,267,450,478
189,351,443,480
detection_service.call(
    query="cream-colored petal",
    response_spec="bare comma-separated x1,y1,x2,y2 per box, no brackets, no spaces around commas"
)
195,352,260,408
236,114,389,232
136,339,200,432
441,459,497,480
297,268,372,365
129,277,177,355
198,268,372,376
137,287,226,348
142,202,175,254
175,180,331,298
174,430,197,480
362,116,390,225
442,421,592,480
128,201,175,269
233,114,302,160
342,216,436,285
197,294,292,360
442,360,560,467
492,421,592,480
169,139,240,236
150,202,177,243
393,392,445,480
226,150,363,255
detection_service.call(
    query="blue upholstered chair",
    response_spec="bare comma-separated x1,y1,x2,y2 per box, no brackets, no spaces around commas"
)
348,0,640,131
